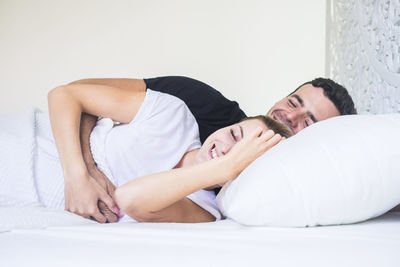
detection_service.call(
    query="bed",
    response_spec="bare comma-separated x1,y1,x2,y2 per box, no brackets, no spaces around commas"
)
1,202,399,267
1,111,400,267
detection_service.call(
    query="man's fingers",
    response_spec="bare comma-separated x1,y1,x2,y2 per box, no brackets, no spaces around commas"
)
79,212,90,220
100,192,119,216
67,206,89,219
106,182,116,195
98,201,118,223
105,212,118,223
91,209,107,223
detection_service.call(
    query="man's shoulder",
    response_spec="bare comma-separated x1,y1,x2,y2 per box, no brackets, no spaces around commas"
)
143,76,240,107
144,76,220,96
143,76,247,142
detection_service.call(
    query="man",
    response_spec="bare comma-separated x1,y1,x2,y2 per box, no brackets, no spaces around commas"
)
69,76,357,222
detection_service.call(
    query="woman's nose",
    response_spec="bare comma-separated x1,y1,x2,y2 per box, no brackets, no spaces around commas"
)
221,140,235,155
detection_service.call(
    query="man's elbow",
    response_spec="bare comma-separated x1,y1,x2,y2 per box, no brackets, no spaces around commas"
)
67,78,91,85
47,85,70,99
47,85,68,104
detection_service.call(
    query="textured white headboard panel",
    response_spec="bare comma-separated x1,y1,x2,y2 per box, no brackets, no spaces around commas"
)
328,0,400,114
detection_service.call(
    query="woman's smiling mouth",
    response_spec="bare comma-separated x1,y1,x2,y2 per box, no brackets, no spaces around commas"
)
209,144,219,159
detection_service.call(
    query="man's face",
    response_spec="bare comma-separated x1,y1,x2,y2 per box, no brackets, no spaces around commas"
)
267,84,340,134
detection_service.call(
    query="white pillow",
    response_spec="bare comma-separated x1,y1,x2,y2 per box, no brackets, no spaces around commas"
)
217,114,400,227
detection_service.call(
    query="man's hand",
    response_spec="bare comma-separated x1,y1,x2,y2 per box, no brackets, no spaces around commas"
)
88,165,122,222
79,112,121,222
64,172,119,223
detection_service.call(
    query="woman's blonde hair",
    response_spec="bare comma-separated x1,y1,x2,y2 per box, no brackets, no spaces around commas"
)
241,115,293,138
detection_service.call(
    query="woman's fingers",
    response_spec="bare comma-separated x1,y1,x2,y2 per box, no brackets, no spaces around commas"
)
250,129,283,156
259,129,275,139
263,133,282,149
252,126,264,137
100,190,120,217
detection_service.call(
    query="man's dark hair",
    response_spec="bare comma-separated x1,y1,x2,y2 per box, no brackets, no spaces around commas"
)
291,78,357,115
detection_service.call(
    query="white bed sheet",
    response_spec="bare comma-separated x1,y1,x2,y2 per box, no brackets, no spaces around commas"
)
0,204,399,267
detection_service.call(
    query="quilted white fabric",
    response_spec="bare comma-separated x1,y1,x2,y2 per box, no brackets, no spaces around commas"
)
0,108,38,204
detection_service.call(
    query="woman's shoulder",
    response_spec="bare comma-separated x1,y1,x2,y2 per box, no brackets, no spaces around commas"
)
135,89,194,123
147,89,189,109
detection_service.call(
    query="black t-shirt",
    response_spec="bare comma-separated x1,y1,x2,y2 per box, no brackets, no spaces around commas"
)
144,76,247,143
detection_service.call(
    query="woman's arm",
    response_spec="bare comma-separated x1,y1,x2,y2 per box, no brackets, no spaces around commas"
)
115,129,282,223
47,83,145,222
129,198,217,223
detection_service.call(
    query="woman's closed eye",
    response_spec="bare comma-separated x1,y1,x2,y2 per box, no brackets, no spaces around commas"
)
230,129,237,141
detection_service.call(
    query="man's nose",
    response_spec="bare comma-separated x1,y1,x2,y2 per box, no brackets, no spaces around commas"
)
286,109,306,126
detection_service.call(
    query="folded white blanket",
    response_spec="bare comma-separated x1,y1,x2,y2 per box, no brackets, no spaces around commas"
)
0,109,93,230
0,196,94,232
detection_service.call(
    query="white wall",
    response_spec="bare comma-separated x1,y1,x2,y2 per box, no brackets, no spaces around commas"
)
0,0,326,116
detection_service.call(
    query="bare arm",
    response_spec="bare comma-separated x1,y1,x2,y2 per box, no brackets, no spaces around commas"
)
48,83,145,222
69,78,146,222
79,113,121,222
130,198,217,223
79,113,98,172
69,78,146,92
390,204,400,212
69,78,145,169
115,129,282,223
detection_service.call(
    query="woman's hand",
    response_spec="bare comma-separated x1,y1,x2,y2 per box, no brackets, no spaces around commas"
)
88,166,123,222
64,172,119,223
225,128,283,177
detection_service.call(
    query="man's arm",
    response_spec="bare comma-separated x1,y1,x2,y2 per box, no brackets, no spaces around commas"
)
69,78,146,172
69,79,146,222
79,113,98,171
79,113,120,222
48,82,145,222
69,78,146,92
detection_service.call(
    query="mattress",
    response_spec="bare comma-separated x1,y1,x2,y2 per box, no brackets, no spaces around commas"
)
0,203,399,267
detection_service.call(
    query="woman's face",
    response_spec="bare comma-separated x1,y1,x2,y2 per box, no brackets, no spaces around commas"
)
195,119,269,163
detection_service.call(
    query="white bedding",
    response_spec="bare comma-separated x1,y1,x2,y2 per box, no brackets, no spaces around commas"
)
1,204,399,267
1,110,399,266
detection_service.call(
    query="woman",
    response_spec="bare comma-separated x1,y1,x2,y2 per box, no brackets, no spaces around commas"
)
46,81,293,223
0,83,291,223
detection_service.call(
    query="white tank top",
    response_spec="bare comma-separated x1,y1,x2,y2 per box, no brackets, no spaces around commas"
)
90,89,221,220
